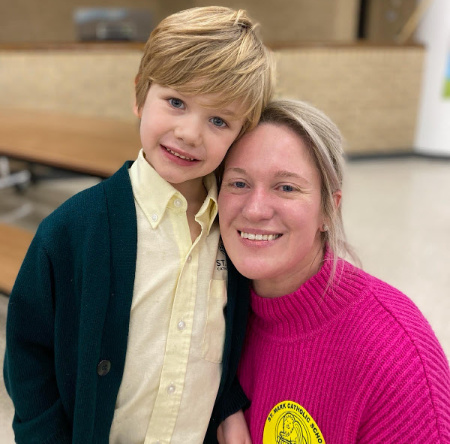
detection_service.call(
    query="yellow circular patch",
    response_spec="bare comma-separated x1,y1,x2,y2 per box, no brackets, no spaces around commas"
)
263,400,325,444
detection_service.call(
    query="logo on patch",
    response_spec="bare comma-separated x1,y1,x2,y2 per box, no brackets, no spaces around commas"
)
216,239,227,271
263,401,325,444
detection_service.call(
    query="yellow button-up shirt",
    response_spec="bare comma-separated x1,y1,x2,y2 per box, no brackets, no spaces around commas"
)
109,150,227,444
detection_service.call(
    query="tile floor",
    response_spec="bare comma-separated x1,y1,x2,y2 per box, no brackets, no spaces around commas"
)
0,157,449,442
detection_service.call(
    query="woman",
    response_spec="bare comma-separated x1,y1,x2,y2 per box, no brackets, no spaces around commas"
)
218,100,450,443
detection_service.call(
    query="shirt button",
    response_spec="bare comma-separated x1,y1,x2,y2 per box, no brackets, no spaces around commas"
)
97,360,111,376
174,198,182,207
187,255,192,263
151,213,158,222
177,320,186,331
167,383,176,395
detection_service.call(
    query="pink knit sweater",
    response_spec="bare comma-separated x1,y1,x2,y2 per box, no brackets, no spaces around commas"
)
238,257,450,443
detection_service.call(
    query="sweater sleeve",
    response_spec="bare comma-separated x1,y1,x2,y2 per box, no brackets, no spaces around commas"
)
3,228,72,444
356,288,450,442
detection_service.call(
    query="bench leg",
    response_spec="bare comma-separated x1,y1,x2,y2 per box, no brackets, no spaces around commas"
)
0,157,31,190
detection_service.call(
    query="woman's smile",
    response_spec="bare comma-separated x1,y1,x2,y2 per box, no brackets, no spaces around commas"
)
219,122,325,297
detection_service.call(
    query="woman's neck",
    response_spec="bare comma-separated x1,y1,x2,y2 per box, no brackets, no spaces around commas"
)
253,245,324,298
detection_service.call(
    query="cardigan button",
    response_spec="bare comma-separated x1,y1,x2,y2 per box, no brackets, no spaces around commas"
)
97,360,111,376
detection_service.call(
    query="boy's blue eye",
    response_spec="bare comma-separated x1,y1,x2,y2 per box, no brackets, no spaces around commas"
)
233,181,246,188
169,98,184,109
211,117,227,128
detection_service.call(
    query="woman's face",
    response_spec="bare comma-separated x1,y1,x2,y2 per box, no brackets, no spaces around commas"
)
219,122,325,297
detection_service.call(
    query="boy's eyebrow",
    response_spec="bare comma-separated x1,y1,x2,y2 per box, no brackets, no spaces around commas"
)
219,108,238,116
224,167,247,174
210,105,242,118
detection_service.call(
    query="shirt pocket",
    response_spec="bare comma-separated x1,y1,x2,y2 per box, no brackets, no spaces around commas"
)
202,279,227,363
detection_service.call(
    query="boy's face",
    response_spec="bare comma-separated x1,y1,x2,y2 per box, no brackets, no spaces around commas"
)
136,83,245,194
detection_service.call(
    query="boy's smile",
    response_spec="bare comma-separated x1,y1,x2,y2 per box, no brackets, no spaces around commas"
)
162,145,197,162
136,83,245,197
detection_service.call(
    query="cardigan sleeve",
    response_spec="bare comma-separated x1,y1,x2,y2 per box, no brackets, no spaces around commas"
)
203,377,250,444
203,253,251,443
213,376,250,423
3,229,72,444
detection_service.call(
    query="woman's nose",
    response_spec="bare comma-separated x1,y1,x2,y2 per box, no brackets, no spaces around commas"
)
241,189,274,221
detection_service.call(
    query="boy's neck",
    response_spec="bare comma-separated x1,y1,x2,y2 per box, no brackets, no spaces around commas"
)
172,178,208,243
172,177,208,210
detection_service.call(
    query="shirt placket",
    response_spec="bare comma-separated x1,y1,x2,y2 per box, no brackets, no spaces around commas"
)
144,206,203,444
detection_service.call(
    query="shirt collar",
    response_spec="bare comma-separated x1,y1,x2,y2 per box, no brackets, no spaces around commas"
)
197,173,218,235
129,149,218,233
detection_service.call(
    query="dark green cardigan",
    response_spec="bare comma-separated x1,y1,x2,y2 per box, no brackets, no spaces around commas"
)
4,162,249,444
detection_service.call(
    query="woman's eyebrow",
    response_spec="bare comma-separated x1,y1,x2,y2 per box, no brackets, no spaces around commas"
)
225,167,313,185
224,167,247,175
274,170,311,184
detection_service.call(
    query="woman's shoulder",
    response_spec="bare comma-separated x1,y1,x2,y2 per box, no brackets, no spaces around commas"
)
345,265,450,438
343,262,449,374
357,266,433,335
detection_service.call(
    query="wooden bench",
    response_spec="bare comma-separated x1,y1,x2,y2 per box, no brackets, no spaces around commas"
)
0,110,142,294
0,109,141,178
0,223,34,295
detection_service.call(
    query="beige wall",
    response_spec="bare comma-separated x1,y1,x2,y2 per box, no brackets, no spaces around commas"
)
0,44,424,154
1,0,359,44
275,46,424,153
0,49,141,121
194,0,360,42
0,0,177,43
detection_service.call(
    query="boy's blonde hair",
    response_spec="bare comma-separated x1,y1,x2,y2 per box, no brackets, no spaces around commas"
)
135,6,274,135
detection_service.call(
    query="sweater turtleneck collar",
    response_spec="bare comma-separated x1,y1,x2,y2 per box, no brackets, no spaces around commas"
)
249,254,368,338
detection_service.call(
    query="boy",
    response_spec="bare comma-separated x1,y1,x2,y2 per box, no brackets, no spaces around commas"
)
3,6,273,444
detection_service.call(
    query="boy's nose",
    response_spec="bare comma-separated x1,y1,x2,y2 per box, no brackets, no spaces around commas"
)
242,189,274,221
174,116,203,147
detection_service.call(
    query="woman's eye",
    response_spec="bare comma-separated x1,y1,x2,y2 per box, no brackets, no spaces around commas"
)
210,116,227,128
280,185,295,192
169,98,184,109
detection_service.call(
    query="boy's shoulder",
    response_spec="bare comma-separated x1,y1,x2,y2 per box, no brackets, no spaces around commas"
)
40,161,134,234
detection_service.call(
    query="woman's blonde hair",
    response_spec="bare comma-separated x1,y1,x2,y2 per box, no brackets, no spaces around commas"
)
135,6,274,136
259,99,358,275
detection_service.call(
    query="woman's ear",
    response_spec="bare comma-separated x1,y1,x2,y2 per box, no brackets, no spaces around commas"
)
333,189,342,209
320,190,342,232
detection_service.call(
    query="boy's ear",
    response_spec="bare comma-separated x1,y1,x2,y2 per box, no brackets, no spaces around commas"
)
133,75,142,118
133,101,141,118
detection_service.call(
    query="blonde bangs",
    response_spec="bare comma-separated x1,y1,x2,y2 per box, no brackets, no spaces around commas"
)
135,6,274,135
